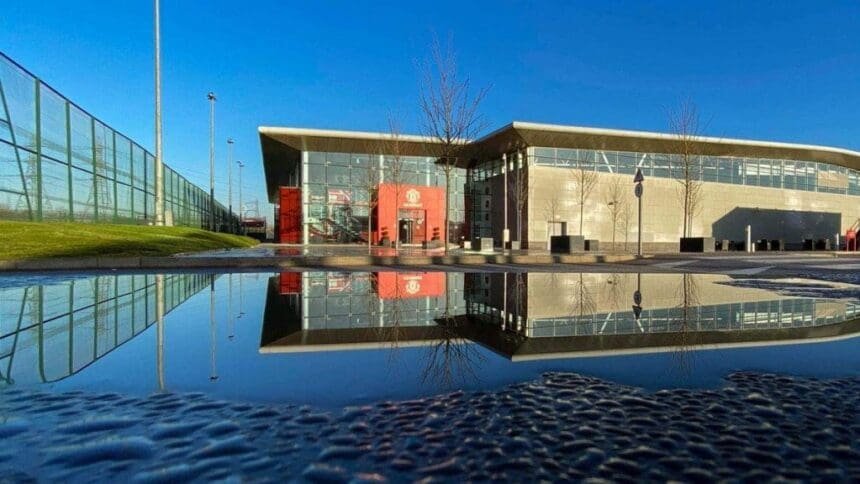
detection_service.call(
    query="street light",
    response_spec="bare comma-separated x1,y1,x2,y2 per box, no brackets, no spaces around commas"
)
227,138,234,233
153,0,164,226
237,160,244,233
207,92,216,231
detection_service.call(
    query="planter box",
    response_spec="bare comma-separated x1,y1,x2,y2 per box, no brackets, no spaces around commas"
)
472,237,495,253
584,239,599,251
680,237,715,253
550,235,585,254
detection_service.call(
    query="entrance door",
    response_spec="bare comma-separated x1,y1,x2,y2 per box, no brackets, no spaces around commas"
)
398,219,413,244
398,209,426,244
546,221,567,250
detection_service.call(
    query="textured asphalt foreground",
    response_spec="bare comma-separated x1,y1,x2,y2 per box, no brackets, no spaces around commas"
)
1,372,858,482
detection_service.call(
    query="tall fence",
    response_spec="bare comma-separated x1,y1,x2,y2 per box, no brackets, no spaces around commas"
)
0,52,236,229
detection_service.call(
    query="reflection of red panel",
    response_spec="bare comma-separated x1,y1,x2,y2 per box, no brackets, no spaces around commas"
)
375,272,445,299
278,187,301,243
279,272,301,294
376,184,446,244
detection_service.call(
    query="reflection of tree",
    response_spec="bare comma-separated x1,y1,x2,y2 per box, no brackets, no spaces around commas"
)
421,273,484,388
420,314,483,389
369,273,406,367
671,273,700,375
537,273,596,335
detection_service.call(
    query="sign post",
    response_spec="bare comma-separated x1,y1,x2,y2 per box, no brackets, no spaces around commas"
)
633,168,644,256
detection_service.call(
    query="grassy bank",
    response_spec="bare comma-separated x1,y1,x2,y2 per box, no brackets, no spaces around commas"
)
0,221,258,260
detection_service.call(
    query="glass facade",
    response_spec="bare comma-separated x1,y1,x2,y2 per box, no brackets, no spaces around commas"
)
531,146,860,196
0,53,236,228
304,151,466,244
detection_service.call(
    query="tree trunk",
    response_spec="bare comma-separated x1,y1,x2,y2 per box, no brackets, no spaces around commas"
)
444,167,450,254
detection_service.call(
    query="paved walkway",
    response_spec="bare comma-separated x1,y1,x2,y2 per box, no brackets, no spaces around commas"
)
3,243,860,274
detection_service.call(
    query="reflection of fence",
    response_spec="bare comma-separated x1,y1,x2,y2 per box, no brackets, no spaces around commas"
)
0,53,236,229
0,273,213,385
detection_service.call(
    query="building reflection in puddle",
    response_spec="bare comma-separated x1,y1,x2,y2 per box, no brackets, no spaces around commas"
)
2,271,859,395
261,272,860,370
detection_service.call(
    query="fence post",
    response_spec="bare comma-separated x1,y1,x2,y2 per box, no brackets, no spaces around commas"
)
65,101,73,221
112,131,118,222
34,79,43,221
91,117,98,222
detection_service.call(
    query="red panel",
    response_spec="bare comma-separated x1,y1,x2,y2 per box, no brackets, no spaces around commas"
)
278,187,302,243
375,272,445,299
375,184,446,244
279,272,302,294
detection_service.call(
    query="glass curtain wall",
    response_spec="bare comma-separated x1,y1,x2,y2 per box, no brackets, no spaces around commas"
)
305,151,466,244
0,53,235,229
531,147,860,197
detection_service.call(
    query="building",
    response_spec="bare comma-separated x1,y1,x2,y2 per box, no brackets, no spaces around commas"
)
260,123,860,250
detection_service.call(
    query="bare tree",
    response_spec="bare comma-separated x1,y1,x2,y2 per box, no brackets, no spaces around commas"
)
419,35,489,253
512,148,530,248
357,155,381,254
377,114,407,252
668,99,704,238
603,176,627,252
571,158,599,237
620,200,633,252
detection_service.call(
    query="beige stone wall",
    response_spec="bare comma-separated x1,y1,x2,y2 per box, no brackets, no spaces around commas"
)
527,166,860,249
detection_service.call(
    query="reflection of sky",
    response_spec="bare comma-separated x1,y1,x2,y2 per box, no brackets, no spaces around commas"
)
30,272,859,409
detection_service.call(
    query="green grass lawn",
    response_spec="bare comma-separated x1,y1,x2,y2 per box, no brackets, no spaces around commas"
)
0,221,258,260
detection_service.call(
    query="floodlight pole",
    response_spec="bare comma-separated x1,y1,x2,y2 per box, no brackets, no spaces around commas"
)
237,160,244,234
207,92,217,231
227,138,234,233
153,0,164,226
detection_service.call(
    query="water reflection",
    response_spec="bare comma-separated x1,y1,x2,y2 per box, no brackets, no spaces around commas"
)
0,274,213,385
2,271,859,405
262,272,860,361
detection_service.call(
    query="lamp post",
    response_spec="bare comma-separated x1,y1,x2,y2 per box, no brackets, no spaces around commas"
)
502,153,509,251
237,160,244,234
227,138,234,233
207,92,216,231
153,0,164,226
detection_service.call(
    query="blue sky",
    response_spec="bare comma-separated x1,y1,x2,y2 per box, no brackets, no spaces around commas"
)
2,1,858,215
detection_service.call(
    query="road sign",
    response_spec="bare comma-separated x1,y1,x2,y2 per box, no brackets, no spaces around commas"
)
634,183,643,198
633,168,644,183
633,290,642,306
632,304,643,320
